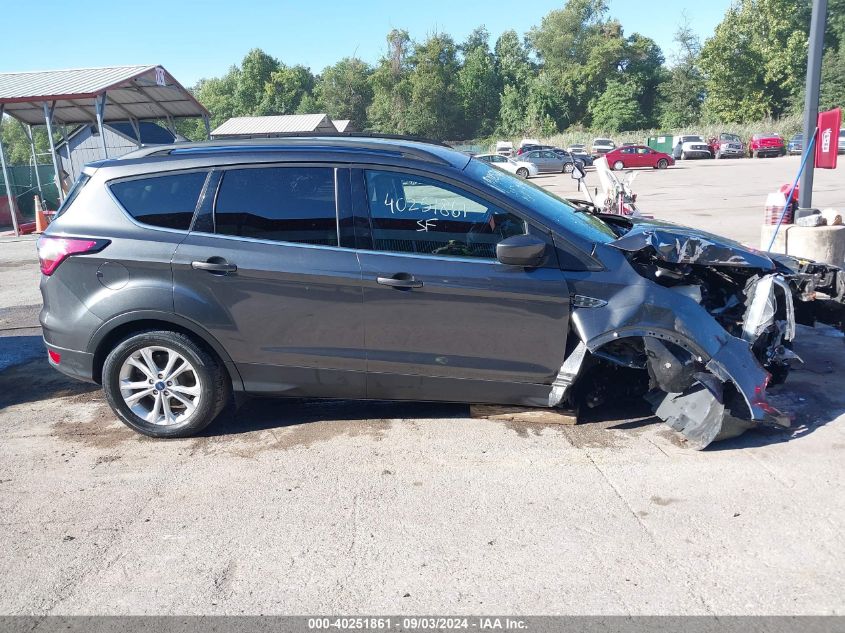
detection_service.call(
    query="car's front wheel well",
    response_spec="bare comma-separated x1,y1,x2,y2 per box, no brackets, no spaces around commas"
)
91,319,229,386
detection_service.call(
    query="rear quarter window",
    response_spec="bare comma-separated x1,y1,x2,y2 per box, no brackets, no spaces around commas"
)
53,173,90,219
110,171,208,231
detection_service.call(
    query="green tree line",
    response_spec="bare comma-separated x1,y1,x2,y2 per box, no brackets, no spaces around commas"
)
176,0,844,140
3,0,845,162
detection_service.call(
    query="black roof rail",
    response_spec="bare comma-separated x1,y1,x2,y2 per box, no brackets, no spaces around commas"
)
230,131,453,147
118,134,456,165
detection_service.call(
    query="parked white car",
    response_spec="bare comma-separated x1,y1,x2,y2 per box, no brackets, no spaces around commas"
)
519,138,540,149
475,153,539,178
495,140,514,156
672,135,712,159
591,138,616,157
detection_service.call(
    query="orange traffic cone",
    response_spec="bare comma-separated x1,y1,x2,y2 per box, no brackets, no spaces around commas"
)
34,196,48,233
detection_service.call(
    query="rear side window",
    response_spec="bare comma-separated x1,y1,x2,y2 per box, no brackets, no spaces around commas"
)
214,167,338,246
110,171,207,230
54,173,90,219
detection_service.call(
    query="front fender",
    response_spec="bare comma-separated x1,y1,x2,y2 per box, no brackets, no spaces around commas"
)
569,277,772,422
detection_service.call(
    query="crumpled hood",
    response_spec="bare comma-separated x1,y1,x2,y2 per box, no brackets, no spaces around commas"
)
608,220,776,270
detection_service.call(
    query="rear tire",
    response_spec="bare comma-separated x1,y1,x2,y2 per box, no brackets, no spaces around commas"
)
613,160,625,171
516,167,529,179
102,330,230,438
656,158,668,169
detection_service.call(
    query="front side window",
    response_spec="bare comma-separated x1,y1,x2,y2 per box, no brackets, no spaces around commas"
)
110,171,207,230
214,167,337,246
364,170,526,259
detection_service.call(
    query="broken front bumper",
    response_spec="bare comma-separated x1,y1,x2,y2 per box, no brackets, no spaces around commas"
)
551,272,795,449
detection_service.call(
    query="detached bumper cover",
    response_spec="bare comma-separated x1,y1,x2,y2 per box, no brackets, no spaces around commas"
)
555,271,791,448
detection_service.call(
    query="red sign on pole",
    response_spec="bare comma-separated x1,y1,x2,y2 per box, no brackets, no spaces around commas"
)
816,107,841,169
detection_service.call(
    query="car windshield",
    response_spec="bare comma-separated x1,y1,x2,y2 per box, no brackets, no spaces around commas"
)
721,134,741,142
467,159,617,245
682,136,704,143
594,139,613,145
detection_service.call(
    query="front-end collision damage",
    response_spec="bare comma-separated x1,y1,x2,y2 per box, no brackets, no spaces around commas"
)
548,278,791,448
546,220,843,448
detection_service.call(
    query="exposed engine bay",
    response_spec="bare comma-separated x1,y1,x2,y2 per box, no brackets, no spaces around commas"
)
552,208,845,449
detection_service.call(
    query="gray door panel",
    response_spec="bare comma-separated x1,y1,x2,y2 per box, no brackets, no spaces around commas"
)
172,234,366,395
358,251,570,388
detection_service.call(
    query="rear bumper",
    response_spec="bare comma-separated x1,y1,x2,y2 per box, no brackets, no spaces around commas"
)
44,340,97,384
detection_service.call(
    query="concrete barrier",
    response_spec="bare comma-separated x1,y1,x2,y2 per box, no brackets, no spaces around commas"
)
760,224,845,266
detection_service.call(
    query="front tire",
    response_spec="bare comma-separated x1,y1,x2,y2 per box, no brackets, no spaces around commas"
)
613,160,625,171
681,151,687,160
656,158,668,169
102,330,230,438
563,162,574,174
516,167,529,179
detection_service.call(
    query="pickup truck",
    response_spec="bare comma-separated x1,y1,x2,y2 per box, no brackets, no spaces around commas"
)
672,135,712,160
708,133,745,159
748,133,785,158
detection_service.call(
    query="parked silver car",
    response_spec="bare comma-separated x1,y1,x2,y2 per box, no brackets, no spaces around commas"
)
520,149,583,173
475,153,539,178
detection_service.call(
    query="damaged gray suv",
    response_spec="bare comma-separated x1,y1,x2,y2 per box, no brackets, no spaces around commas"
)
38,137,845,447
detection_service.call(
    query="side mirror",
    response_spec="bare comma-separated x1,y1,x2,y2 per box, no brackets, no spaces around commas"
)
570,162,586,180
496,234,547,267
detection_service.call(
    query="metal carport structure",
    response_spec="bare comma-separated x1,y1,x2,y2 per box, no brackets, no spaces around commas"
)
0,65,210,235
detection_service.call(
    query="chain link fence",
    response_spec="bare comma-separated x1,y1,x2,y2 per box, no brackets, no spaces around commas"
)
0,165,58,233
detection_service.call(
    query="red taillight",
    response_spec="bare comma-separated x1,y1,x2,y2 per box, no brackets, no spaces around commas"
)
37,236,104,276
48,350,61,364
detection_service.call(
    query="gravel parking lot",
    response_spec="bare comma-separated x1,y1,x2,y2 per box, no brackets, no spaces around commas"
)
1,157,844,616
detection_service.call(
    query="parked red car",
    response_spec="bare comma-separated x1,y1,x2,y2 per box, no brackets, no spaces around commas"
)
748,133,786,158
605,145,674,170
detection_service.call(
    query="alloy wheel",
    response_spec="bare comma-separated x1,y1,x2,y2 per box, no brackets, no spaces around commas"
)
118,346,202,425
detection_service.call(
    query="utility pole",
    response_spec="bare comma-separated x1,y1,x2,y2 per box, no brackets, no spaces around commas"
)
798,0,828,211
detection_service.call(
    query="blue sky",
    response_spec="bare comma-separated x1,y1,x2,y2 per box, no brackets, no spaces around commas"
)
0,0,731,86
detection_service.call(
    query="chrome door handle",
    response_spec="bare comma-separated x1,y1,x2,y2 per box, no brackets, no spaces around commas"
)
191,260,237,274
377,275,423,289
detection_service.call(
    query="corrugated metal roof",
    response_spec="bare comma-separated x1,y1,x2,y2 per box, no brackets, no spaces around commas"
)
333,119,351,132
210,114,336,137
0,65,209,125
0,65,151,99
